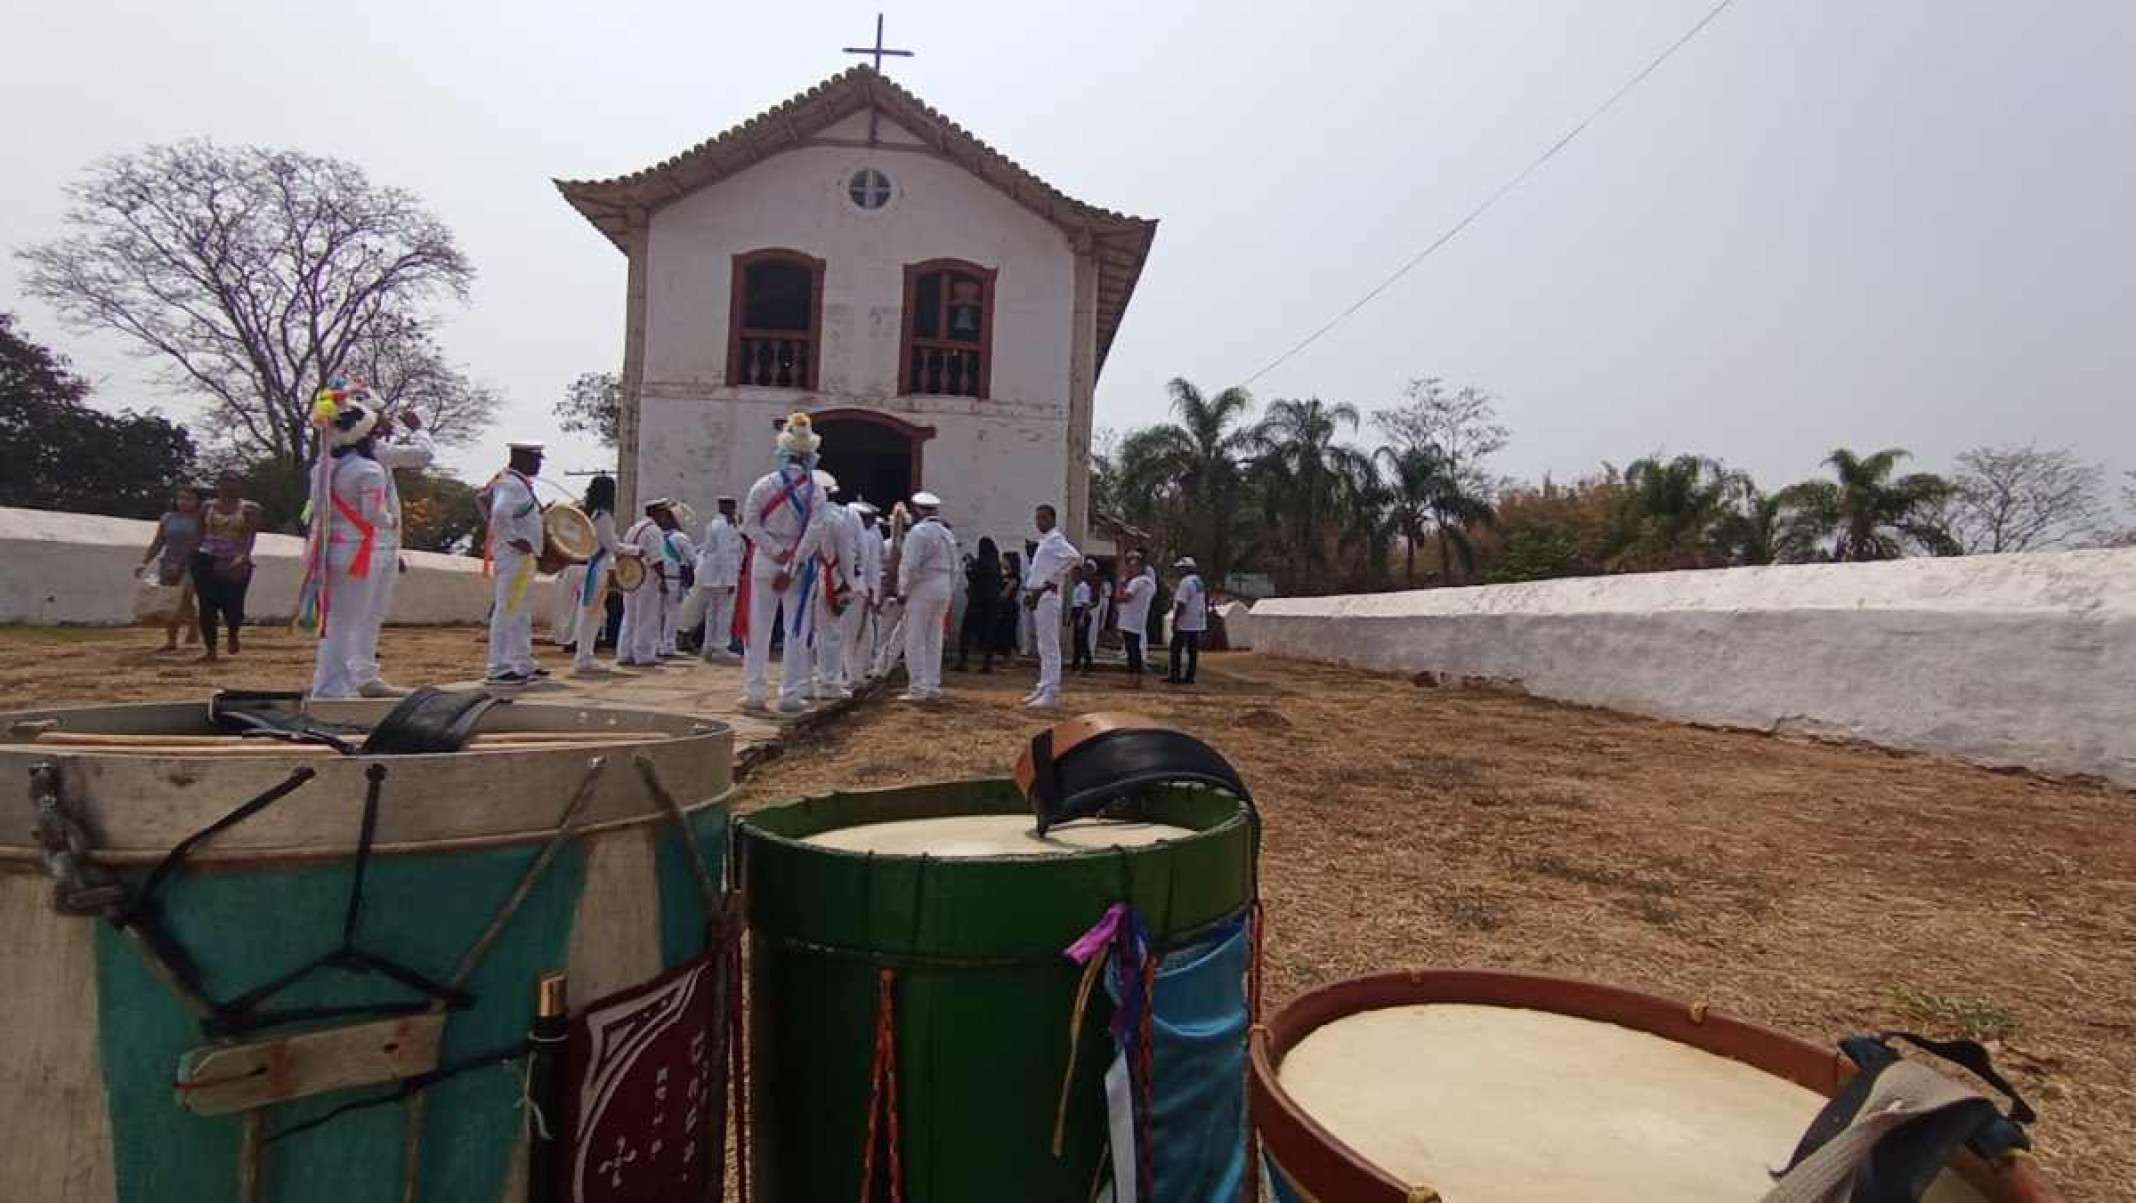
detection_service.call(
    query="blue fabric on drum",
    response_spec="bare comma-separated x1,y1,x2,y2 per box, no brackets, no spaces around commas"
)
1108,911,1251,1203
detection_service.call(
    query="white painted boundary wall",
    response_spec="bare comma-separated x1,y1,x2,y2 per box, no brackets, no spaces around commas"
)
0,507,494,627
1249,550,2136,786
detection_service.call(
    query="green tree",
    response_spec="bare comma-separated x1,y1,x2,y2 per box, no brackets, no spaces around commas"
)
0,313,196,519
1615,454,1742,570
1249,397,1372,593
1778,448,1958,561
1106,379,1257,580
1376,443,1496,586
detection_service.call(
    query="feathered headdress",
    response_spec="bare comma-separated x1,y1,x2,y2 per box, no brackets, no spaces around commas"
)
776,412,821,457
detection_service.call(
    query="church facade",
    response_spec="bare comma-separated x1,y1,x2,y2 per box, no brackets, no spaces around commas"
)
557,67,1156,548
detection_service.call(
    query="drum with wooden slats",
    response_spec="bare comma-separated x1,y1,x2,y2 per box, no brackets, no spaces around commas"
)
608,552,647,593
1249,969,2064,1203
0,699,733,1202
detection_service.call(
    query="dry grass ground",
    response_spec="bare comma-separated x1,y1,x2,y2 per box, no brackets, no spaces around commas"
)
4,627,2129,1198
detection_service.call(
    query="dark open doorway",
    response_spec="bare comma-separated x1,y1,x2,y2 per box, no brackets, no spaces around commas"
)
811,410,934,512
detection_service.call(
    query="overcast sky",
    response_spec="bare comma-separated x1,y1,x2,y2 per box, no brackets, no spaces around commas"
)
3,0,2130,502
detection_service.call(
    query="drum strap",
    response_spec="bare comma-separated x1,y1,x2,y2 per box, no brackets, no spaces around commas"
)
1767,1033,2033,1203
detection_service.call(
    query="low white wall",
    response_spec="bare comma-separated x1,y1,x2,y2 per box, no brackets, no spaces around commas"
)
1216,601,1255,650
1,506,494,627
1251,550,2136,786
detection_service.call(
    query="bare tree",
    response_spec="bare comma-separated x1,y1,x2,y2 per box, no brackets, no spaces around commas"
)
1370,376,1510,494
1947,443,2102,554
17,140,474,486
342,316,500,450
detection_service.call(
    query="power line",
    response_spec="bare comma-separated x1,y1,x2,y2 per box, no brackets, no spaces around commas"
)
1235,0,1742,389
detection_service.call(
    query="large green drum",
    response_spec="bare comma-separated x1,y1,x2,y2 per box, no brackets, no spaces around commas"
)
739,777,1255,1201
0,699,733,1203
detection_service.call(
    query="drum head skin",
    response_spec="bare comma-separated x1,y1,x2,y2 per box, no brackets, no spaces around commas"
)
800,814,1195,859
609,554,647,592
543,504,597,561
1277,1004,1989,1203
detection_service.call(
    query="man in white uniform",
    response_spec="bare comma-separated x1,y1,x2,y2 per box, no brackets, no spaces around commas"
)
684,496,744,663
841,500,882,683
657,517,694,657
1114,550,1157,690
808,471,859,701
1020,504,1081,709
570,474,624,676
349,409,434,697
617,499,675,667
307,397,392,699
484,442,547,685
740,414,829,713
896,491,956,702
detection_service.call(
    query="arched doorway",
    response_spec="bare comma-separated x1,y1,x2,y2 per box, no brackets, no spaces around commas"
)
808,409,935,512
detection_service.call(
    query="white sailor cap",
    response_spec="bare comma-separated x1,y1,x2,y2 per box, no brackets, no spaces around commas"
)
643,497,675,512
910,490,942,508
507,440,546,453
813,469,839,494
1173,556,1198,570
850,499,879,516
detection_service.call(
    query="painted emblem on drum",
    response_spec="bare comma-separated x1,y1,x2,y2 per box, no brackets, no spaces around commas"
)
561,952,719,1201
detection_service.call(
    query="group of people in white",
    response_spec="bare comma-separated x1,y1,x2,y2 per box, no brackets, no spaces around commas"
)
299,401,1211,710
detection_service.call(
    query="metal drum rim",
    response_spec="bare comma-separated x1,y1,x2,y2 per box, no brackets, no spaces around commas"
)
1247,967,2064,1203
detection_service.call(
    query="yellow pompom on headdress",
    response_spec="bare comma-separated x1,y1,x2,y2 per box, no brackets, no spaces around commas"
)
776,411,821,457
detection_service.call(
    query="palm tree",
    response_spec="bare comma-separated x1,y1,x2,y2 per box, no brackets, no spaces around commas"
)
1249,398,1372,592
1375,443,1495,585
1779,448,1958,561
1106,378,1255,579
1616,454,1742,570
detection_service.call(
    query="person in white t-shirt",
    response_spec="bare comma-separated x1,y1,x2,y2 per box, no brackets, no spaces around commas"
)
1166,556,1208,686
1020,504,1080,709
1112,550,1157,690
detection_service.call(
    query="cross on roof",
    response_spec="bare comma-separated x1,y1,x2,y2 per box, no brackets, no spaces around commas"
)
842,13,914,74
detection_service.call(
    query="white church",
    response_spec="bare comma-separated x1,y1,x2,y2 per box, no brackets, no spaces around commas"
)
556,63,1157,549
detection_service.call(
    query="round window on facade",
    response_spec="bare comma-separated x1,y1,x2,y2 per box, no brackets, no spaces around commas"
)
847,167,893,211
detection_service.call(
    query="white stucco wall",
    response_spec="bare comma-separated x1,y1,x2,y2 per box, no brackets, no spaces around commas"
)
0,507,493,627
1250,551,2136,785
635,111,1081,551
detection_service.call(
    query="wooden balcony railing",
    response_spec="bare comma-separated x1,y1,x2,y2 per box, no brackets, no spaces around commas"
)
907,341,985,398
735,333,814,389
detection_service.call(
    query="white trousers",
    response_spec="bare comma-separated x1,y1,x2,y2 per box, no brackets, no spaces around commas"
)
837,594,872,685
872,598,905,678
690,585,737,661
310,553,385,698
743,571,812,705
902,584,952,696
617,582,661,664
658,580,682,655
813,587,845,690
348,541,402,688
1033,592,1065,702
487,549,539,677
572,568,606,675
550,564,584,644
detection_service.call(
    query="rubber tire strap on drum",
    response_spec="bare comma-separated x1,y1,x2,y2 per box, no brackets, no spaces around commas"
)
1014,712,1254,835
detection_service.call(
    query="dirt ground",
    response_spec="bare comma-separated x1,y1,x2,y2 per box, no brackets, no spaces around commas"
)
4,626,2130,1199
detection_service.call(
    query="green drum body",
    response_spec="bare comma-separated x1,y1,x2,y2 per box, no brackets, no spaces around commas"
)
739,778,1254,1202
0,699,733,1203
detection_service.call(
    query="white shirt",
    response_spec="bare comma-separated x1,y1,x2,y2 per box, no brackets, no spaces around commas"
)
1072,581,1092,609
741,463,826,574
1116,570,1156,633
698,515,745,587
623,517,668,587
589,510,621,557
1024,528,1081,592
821,503,862,590
1173,573,1208,632
898,517,957,595
854,520,883,599
487,471,543,554
327,455,392,553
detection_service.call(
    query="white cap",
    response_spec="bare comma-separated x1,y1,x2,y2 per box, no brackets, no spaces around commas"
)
1173,556,1198,570
643,497,674,512
507,440,545,453
813,469,839,494
911,490,942,508
850,499,879,516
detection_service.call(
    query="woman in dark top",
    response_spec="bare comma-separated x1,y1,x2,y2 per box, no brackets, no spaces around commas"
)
191,471,263,661
993,552,1023,656
955,537,1002,672
139,484,204,651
